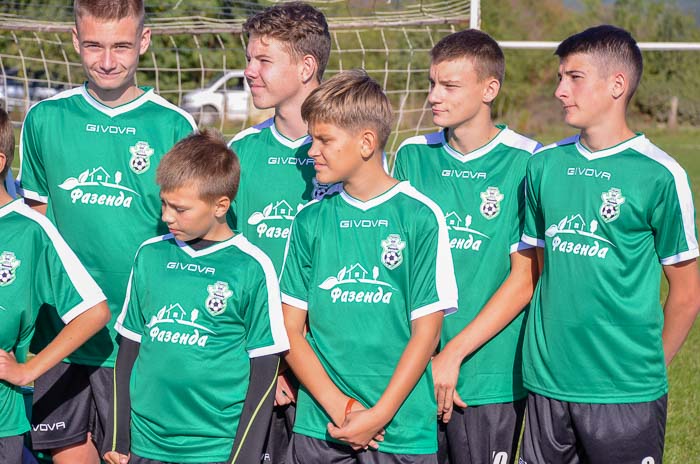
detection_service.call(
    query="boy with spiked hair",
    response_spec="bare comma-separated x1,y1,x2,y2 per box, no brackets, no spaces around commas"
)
105,130,289,464
0,108,111,464
281,69,458,463
232,3,333,460
519,25,700,463
392,29,540,464
16,0,196,461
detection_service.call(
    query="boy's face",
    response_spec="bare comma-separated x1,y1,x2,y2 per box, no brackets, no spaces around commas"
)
308,122,365,185
72,14,150,94
428,58,494,130
160,185,224,242
555,53,614,129
245,34,305,110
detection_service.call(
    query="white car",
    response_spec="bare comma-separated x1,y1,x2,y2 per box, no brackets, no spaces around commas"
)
182,71,250,125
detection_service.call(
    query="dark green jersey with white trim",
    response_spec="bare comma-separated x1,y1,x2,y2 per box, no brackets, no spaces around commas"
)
522,134,698,403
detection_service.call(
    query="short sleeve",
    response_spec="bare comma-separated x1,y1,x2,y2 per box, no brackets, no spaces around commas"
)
17,108,49,203
115,258,146,343
279,213,314,310
409,205,458,320
244,257,290,358
652,170,699,265
391,147,407,181
510,175,533,253
34,223,106,324
522,156,545,248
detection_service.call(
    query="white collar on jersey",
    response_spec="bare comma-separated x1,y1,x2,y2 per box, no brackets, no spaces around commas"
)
441,126,509,163
80,84,155,118
574,133,647,161
339,181,409,211
173,233,244,258
0,198,26,219
269,121,311,149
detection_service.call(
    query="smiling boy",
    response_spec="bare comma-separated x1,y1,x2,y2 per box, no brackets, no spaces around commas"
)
16,1,196,461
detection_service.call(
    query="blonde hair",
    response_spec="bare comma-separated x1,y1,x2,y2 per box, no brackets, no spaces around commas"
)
156,130,240,202
244,2,330,82
301,69,393,149
74,0,145,29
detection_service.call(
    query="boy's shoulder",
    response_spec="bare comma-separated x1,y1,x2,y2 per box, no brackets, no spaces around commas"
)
24,86,84,120
1,200,59,241
140,90,197,129
498,127,541,154
395,131,445,157
230,117,275,146
529,134,579,164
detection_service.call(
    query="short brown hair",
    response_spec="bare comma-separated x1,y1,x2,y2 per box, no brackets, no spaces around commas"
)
74,0,145,29
0,108,15,180
244,2,330,82
430,29,505,85
301,69,393,150
556,25,643,104
156,130,240,203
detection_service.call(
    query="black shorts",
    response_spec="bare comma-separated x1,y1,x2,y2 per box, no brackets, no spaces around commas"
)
261,403,295,463
0,435,23,464
520,392,667,464
286,433,438,464
30,361,113,454
128,452,227,464
438,399,526,464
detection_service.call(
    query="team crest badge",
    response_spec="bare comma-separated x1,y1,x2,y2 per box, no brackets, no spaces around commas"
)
0,251,21,286
600,188,626,223
480,186,504,219
381,234,405,270
129,141,154,174
205,281,233,316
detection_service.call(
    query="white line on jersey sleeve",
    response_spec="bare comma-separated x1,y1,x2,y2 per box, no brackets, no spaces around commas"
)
280,293,308,311
511,241,535,254
521,233,544,248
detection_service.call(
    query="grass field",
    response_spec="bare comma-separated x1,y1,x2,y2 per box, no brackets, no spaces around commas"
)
7,125,700,462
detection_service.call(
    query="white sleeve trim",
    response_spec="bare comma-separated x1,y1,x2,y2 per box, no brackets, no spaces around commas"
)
660,248,700,265
248,340,290,358
16,187,48,204
510,241,535,254
521,234,544,248
61,295,107,324
411,300,458,320
115,322,142,343
281,293,308,311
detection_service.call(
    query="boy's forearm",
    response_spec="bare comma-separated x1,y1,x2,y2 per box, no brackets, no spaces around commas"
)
373,311,442,423
285,330,349,425
662,260,700,365
444,249,537,360
23,300,110,383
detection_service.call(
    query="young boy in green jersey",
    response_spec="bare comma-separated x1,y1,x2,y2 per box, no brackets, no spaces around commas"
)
104,130,289,464
392,29,539,464
16,0,196,461
0,108,111,464
519,25,700,463
232,4,333,460
280,69,458,464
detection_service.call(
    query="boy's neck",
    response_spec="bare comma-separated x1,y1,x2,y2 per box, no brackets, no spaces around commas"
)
87,82,144,108
199,222,234,242
0,188,13,207
343,155,398,202
446,114,501,155
579,117,636,152
274,83,319,141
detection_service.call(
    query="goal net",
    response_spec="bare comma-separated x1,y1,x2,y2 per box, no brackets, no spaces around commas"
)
0,0,470,153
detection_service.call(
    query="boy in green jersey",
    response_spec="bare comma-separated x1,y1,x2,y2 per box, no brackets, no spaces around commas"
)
392,29,539,464
232,4,334,460
280,70,458,463
105,131,289,464
520,25,700,463
0,108,111,464
17,0,196,461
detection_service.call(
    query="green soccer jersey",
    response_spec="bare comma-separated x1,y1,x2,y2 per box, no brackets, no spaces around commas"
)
229,118,340,273
115,233,289,462
280,182,458,455
522,134,698,403
393,126,539,405
0,199,105,438
18,84,196,367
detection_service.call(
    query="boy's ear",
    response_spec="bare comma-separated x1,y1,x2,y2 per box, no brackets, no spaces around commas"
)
482,77,501,104
139,27,152,56
0,152,6,173
213,196,231,218
299,54,318,84
72,26,80,55
359,129,378,160
610,71,627,101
